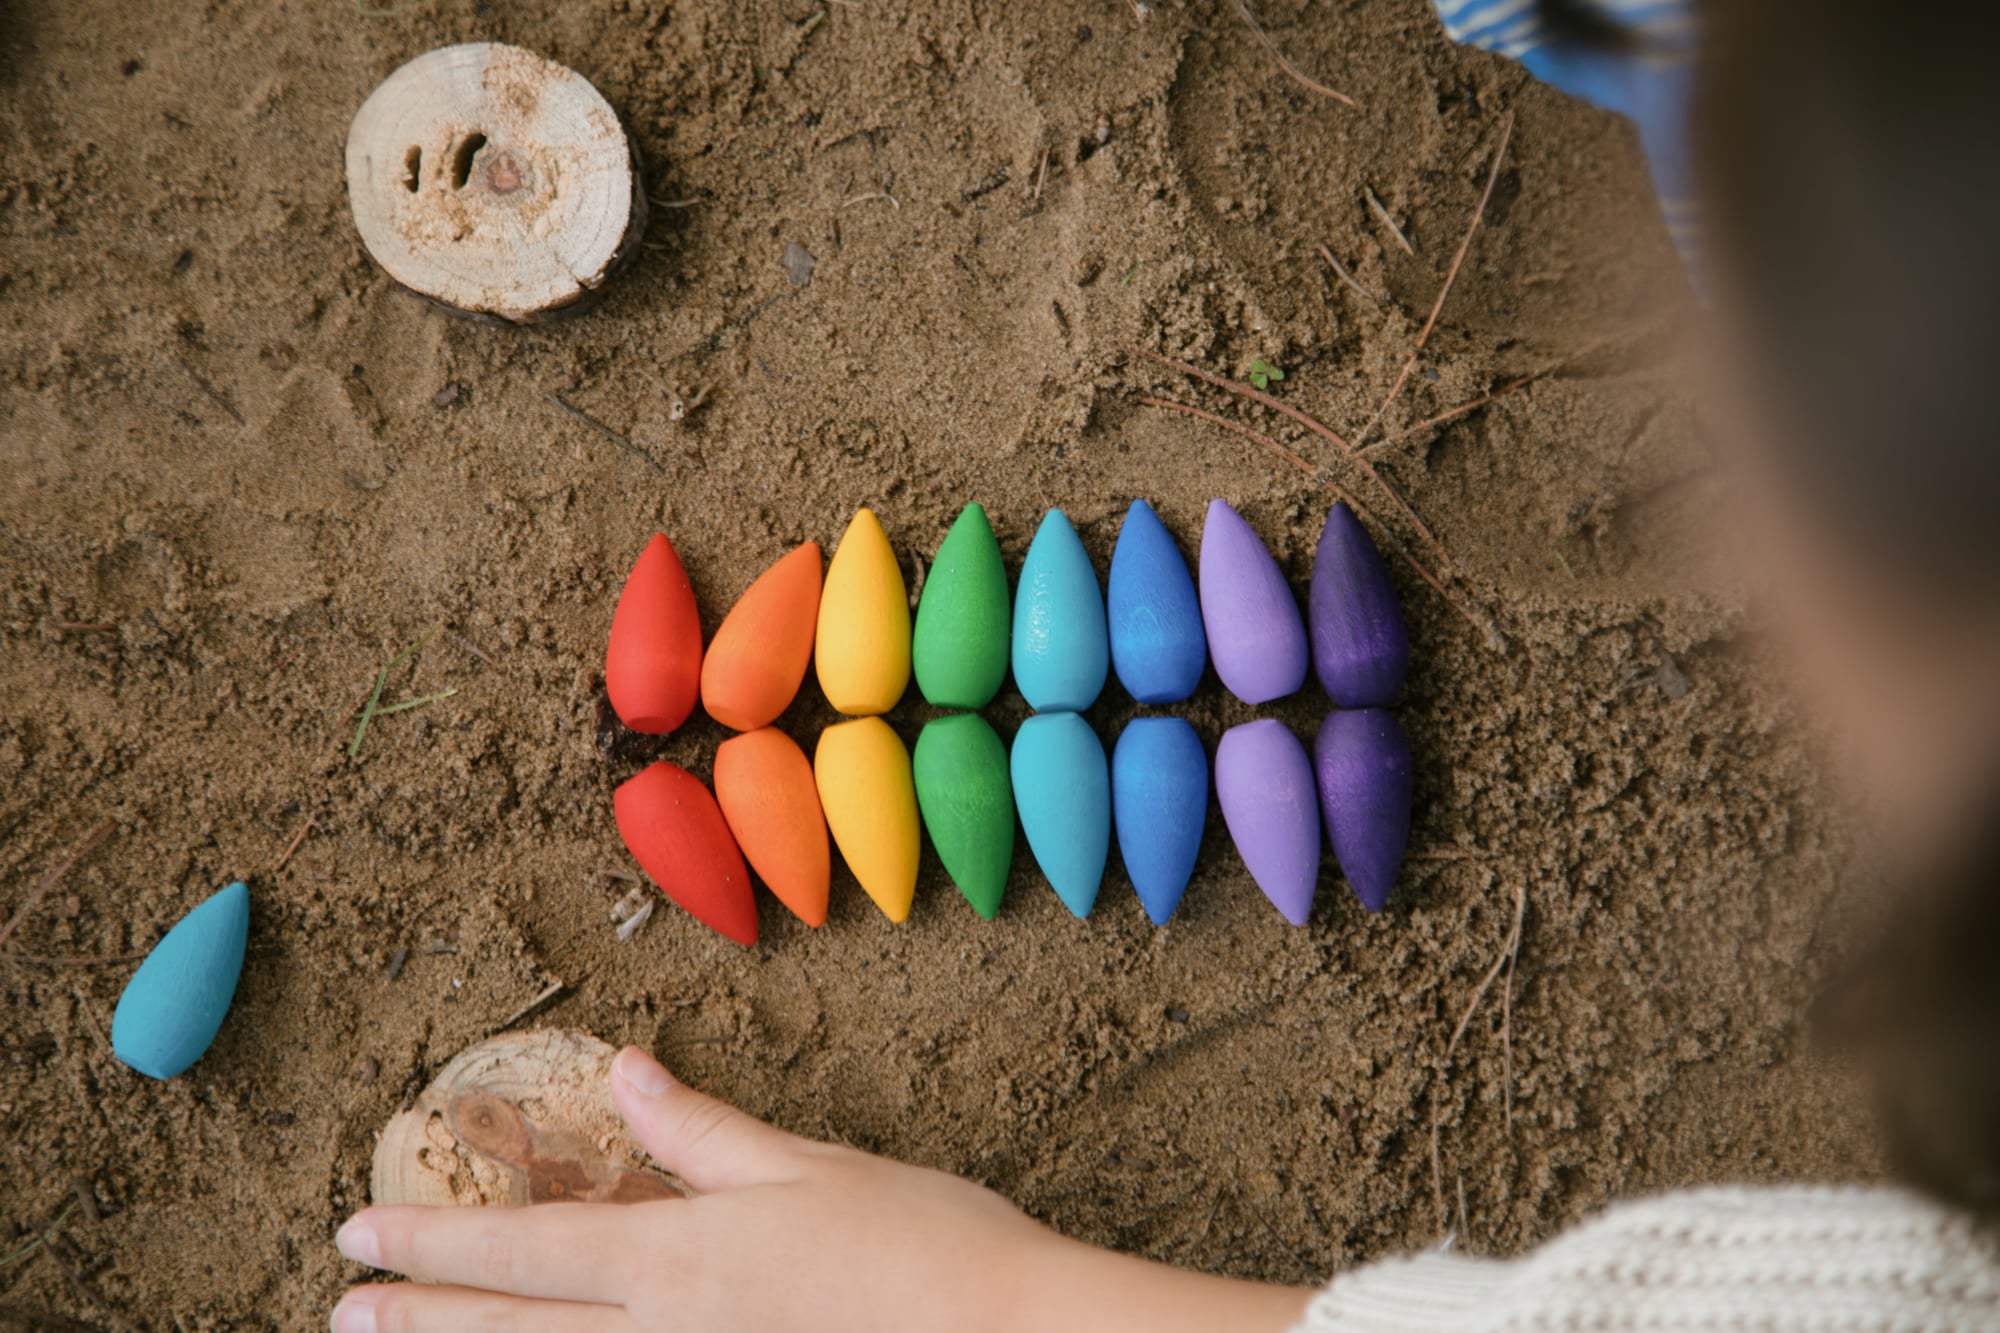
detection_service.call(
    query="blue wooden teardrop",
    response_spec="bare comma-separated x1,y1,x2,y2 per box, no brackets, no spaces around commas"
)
1112,716,1208,925
1010,711,1110,917
1011,510,1109,713
1107,500,1207,705
111,880,249,1080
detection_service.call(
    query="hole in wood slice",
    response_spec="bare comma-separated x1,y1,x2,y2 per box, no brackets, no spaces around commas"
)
371,1029,686,1209
449,133,487,191
345,44,649,324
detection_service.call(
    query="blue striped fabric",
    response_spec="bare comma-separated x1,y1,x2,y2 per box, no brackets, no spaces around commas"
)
1434,0,1701,285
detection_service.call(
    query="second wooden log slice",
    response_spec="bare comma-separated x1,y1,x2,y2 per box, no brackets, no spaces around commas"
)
370,1029,684,1209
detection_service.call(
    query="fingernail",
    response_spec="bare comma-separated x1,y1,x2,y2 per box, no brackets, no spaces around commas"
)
614,1045,674,1097
335,1218,381,1268
330,1290,379,1333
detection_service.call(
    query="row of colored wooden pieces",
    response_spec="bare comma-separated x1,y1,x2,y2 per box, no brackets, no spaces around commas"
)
603,497,1413,946
615,703,1411,945
605,498,1408,738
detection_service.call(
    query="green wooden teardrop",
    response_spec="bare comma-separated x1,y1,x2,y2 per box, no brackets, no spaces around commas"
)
913,714,1014,919
912,504,1010,709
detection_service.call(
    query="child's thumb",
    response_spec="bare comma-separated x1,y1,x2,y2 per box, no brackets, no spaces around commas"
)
611,1045,805,1193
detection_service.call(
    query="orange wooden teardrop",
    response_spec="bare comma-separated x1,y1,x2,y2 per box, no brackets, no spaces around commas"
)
605,534,704,735
613,762,758,947
713,728,831,928
700,543,822,732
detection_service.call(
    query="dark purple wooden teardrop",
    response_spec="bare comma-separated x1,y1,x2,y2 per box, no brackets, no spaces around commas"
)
1313,708,1412,912
1309,502,1408,708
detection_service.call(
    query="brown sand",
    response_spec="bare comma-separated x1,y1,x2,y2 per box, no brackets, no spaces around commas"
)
1,0,1878,1327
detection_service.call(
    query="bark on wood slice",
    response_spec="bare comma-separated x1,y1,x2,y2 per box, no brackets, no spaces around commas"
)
370,1029,685,1209
345,43,648,324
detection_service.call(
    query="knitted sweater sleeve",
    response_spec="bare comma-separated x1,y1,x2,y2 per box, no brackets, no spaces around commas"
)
1291,1186,2000,1332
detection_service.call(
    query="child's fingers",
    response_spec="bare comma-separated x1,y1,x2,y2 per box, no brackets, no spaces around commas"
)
611,1045,809,1192
336,1203,635,1302
330,1281,636,1333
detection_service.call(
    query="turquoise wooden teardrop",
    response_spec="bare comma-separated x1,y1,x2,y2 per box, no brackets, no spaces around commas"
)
111,881,250,1080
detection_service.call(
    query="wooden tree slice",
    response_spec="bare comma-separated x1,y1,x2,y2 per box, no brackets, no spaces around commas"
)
370,1029,685,1209
344,44,648,324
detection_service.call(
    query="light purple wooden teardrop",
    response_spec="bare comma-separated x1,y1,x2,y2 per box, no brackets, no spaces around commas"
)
1199,500,1308,704
1214,719,1321,925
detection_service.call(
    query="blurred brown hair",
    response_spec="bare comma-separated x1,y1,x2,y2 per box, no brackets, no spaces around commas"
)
1543,0,2000,1217
1697,0,2000,1221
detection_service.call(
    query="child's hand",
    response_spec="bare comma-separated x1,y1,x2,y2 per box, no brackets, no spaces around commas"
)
331,1047,1308,1333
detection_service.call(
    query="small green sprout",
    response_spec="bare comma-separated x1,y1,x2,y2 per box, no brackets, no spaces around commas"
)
350,626,458,758
1249,358,1285,391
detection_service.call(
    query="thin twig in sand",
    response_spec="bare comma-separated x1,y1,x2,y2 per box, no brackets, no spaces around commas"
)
1117,339,1457,579
1139,395,1313,474
0,950,148,968
1364,375,1532,456
0,1201,77,1271
1447,883,1529,1061
1362,115,1516,448
1502,919,1521,1133
1134,396,1496,641
1364,185,1415,256
176,356,245,426
0,820,117,952
1365,319,1677,458
1032,145,1051,203
1232,0,1356,108
50,622,117,634
1429,882,1530,1232
273,816,315,873
446,629,496,666
543,392,668,476
71,984,113,1057
1116,340,1350,451
1235,1184,1326,1284
1316,243,1377,303
40,1231,141,1333
496,980,569,1033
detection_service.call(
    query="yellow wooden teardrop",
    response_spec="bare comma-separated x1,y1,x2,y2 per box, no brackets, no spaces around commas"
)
814,508,910,715
814,717,919,922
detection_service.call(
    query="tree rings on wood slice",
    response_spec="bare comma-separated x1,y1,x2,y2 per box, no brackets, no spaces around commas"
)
344,43,647,324
370,1029,685,1209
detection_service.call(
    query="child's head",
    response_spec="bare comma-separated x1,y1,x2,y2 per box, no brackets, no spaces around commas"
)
1587,0,2000,1218
1698,1,2000,850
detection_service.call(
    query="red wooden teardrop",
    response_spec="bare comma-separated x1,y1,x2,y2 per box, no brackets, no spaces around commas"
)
613,762,758,947
606,534,703,735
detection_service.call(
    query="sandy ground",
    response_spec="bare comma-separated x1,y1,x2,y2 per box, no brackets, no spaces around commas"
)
1,0,1879,1327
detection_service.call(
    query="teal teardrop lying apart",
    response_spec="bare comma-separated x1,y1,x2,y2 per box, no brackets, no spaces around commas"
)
112,880,249,1079
913,713,1015,920
1011,510,1109,712
1010,711,1110,917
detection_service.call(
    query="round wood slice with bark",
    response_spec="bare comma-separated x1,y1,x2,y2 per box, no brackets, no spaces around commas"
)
371,1029,685,1209
344,43,648,324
